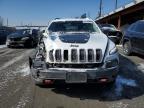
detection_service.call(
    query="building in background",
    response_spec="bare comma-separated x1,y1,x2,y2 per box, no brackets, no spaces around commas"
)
96,0,144,32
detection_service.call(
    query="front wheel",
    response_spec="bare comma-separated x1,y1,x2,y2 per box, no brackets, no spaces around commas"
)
123,41,132,56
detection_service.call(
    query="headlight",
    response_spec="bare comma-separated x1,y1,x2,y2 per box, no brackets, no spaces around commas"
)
21,37,29,41
109,46,117,55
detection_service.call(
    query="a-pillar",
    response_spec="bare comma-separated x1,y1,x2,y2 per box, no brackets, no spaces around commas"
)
117,15,121,30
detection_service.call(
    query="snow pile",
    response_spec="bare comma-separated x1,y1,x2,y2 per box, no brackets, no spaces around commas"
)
0,45,6,49
137,63,144,72
108,102,128,108
115,75,137,96
15,63,30,77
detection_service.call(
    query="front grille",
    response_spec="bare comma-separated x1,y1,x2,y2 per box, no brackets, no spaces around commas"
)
10,38,21,41
49,49,102,63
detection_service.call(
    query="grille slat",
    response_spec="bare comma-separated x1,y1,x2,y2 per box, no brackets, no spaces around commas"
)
63,50,68,61
88,49,94,62
49,50,54,62
71,49,78,62
55,49,62,62
80,49,86,62
96,49,102,62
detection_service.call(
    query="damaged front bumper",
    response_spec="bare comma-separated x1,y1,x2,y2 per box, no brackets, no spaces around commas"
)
30,60,119,84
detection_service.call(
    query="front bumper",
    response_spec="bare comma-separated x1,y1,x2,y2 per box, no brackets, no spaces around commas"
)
7,40,26,46
31,66,119,84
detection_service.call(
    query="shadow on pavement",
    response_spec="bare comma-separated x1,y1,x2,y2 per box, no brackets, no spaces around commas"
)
8,46,35,49
40,54,144,101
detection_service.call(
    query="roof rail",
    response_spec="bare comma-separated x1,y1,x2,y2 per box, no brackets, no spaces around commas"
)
81,13,87,18
55,18,60,20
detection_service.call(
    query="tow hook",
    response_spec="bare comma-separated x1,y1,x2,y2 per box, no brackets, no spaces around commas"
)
43,80,54,85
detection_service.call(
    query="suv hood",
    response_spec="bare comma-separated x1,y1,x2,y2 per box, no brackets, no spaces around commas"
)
44,32,108,61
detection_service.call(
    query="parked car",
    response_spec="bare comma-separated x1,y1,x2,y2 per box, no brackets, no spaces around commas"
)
6,29,39,48
98,24,123,44
29,18,119,86
0,27,15,45
122,20,144,55
0,30,8,45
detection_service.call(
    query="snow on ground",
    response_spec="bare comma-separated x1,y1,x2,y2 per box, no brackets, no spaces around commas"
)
0,63,30,91
14,63,30,77
0,55,24,71
0,50,32,71
115,75,137,97
108,102,128,108
0,45,6,49
15,86,31,108
103,75,138,100
137,63,144,72
116,45,122,47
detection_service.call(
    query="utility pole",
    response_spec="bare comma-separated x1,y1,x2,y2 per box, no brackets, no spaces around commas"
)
115,0,118,9
0,16,2,26
7,18,8,26
99,0,103,17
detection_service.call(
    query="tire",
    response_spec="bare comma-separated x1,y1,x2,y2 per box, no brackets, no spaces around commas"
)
7,45,11,48
30,41,34,48
123,41,132,56
24,40,34,48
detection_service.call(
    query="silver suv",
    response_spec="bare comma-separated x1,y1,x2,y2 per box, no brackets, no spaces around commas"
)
29,18,119,85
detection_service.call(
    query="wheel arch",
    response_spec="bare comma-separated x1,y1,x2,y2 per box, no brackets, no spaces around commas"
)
123,38,131,45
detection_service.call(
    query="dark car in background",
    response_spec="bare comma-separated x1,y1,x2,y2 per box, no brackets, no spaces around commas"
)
122,20,144,56
0,27,15,45
6,29,39,48
98,24,123,44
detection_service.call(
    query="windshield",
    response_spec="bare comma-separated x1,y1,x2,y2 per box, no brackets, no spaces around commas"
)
14,29,30,34
48,21,100,33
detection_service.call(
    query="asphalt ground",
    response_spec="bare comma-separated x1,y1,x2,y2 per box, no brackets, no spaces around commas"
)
0,45,144,108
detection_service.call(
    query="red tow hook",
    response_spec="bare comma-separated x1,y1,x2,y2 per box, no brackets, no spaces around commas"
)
43,80,54,85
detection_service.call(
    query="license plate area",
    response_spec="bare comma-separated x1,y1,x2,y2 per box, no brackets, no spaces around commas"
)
66,72,87,83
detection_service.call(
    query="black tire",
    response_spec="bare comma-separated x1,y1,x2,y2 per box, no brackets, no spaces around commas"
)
30,41,34,48
123,41,132,56
24,40,34,48
7,45,11,48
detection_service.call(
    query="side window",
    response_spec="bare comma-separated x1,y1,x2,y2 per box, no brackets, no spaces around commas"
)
134,22,144,33
128,23,136,31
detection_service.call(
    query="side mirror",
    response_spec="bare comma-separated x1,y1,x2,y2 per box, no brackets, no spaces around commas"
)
101,27,106,30
43,35,47,38
42,30,45,33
